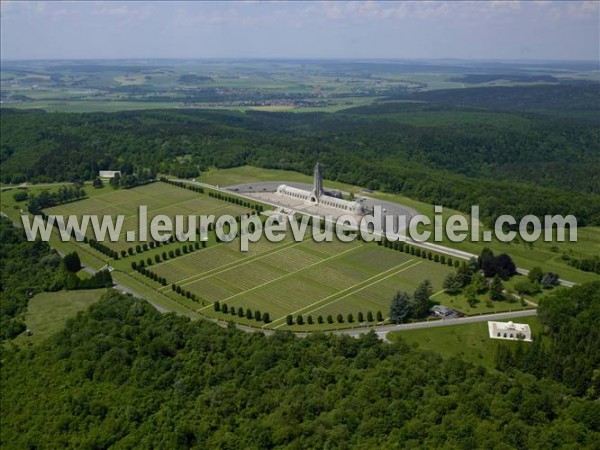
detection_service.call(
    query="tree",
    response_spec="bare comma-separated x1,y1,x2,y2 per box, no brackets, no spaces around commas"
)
237,307,244,317
541,272,560,289
13,191,27,202
490,275,504,301
255,310,261,322
214,301,220,312
286,315,293,326
262,312,270,323
389,291,412,323
357,312,364,323
296,315,304,325
63,251,81,272
318,315,323,324
464,282,480,308
443,273,462,294
528,266,544,283
347,313,354,323
495,254,517,280
246,309,253,320
456,264,473,287
479,248,495,276
367,311,374,322
336,314,344,323
514,278,539,295
412,280,432,319
222,304,228,314
376,311,384,322
327,315,334,324
307,315,313,325
470,272,486,294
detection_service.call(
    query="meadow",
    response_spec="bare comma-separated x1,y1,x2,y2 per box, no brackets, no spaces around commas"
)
13,289,107,346
388,315,543,371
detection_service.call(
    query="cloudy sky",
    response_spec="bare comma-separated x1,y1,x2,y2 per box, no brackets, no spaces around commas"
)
1,1,598,61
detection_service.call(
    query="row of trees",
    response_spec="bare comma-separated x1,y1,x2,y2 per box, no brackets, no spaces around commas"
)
566,255,600,275
88,238,119,260
160,177,204,194
134,266,167,287
130,241,204,270
379,237,459,267
285,310,385,326
208,190,265,212
214,302,271,324
27,185,86,214
108,172,155,189
170,283,200,303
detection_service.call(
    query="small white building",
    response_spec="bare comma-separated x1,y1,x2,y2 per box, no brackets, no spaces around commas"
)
488,321,532,342
99,170,121,179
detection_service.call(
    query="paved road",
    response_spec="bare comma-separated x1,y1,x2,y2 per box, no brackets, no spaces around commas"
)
0,181,75,191
334,309,538,341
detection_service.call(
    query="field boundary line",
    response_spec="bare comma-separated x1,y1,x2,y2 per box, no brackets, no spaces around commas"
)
200,244,365,311
171,238,306,289
298,260,424,320
268,258,420,328
117,200,235,233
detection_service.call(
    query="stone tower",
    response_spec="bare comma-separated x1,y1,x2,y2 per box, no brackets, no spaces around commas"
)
310,162,323,202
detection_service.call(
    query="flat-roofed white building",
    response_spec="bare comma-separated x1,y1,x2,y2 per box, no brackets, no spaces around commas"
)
99,170,121,179
488,321,532,342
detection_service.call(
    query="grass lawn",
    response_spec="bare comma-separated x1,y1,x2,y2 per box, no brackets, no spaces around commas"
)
388,315,544,371
14,289,107,346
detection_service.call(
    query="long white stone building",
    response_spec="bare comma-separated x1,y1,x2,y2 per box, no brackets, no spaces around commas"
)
275,162,364,214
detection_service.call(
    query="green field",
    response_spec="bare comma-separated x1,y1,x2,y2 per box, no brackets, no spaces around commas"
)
13,289,107,346
44,182,249,252
389,315,543,370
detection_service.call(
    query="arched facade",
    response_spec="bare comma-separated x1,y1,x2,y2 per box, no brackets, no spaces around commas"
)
275,184,363,214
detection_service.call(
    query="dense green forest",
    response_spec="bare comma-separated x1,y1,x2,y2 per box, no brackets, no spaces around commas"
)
2,83,599,225
1,287,598,449
0,217,111,339
496,282,600,397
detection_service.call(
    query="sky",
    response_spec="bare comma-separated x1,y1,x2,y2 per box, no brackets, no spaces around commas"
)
1,1,599,61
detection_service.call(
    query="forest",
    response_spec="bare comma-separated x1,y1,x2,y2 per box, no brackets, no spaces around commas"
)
0,217,111,339
1,82,600,226
1,285,598,449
